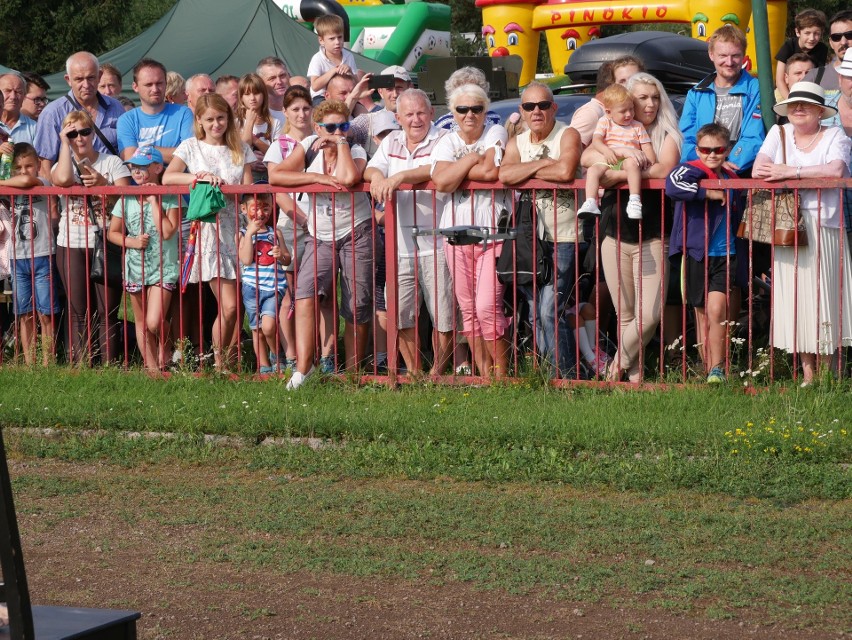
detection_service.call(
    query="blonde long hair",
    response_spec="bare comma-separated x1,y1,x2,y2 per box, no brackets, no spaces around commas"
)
625,73,682,157
193,93,244,165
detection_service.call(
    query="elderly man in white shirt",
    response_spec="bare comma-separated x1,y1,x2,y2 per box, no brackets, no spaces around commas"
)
364,88,453,375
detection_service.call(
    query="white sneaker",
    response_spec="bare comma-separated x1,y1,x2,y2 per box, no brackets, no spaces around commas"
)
286,366,314,390
577,198,601,221
626,198,642,220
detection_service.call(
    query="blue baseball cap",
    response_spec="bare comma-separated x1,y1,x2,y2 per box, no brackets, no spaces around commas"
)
124,147,164,166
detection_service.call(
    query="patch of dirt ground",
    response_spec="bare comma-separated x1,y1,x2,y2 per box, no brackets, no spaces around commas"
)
8,460,848,640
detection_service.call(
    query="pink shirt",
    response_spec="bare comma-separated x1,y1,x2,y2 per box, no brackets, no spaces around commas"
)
593,117,650,151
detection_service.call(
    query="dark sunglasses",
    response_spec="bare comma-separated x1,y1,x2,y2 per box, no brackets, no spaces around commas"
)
455,105,485,115
830,30,852,42
317,122,350,134
28,97,48,105
696,145,728,155
67,128,93,139
520,100,553,112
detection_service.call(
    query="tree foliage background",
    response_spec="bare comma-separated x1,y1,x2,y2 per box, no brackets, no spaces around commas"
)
0,0,847,76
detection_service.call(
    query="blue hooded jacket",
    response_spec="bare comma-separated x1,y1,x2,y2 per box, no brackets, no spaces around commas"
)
678,71,766,173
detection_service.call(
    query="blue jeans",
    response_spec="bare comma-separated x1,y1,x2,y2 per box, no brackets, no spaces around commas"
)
520,240,583,376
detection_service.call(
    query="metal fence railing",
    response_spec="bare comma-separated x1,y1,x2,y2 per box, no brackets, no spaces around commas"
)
1,178,850,386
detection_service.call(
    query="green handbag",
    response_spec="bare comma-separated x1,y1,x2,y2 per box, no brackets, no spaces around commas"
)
186,181,226,223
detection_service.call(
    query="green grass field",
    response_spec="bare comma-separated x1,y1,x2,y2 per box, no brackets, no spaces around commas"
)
2,368,850,634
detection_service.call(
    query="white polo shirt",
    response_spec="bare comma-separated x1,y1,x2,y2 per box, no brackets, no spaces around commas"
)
367,125,448,257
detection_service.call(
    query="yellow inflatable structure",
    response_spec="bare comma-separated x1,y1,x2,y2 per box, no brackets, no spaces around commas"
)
478,0,788,85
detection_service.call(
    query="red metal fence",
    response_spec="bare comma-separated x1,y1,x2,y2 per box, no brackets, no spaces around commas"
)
1,178,849,386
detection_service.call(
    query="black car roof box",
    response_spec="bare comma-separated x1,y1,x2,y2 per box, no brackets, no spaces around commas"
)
564,31,715,89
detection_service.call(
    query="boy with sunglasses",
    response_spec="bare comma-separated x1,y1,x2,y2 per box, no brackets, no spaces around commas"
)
666,123,740,384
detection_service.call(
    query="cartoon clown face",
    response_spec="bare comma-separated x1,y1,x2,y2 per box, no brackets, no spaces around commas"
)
544,25,600,75
476,0,543,85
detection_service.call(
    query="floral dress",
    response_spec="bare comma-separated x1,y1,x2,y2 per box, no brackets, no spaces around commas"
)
173,138,252,282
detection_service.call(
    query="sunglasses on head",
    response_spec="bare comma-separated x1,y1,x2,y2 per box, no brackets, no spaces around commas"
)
317,121,351,134
696,145,728,155
520,100,553,112
830,30,852,42
455,105,485,115
67,128,93,139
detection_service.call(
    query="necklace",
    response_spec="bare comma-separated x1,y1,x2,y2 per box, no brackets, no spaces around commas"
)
794,127,821,152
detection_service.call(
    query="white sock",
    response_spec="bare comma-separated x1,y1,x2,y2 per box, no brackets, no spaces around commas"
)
584,320,598,350
575,326,597,364
629,194,641,203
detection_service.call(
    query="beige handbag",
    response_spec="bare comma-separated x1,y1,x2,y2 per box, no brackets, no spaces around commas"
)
736,126,807,247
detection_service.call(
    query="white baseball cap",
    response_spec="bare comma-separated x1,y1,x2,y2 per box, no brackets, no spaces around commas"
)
380,65,411,83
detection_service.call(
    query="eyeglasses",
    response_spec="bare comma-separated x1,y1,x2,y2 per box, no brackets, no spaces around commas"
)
520,100,553,112
26,96,48,105
455,105,485,115
696,145,728,155
317,122,351,133
830,30,852,42
128,165,150,172
67,128,93,139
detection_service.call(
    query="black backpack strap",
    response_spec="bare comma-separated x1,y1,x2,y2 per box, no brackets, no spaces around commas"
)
64,95,119,156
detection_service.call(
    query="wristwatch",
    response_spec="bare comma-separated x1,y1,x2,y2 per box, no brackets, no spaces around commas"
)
336,136,348,146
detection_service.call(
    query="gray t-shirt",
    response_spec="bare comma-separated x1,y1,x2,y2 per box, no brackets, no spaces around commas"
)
713,84,743,144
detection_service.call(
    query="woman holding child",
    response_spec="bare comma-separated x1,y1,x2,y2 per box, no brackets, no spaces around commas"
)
596,73,683,382
753,81,852,385
51,110,131,365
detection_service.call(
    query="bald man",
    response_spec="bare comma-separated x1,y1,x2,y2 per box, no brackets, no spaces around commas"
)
33,51,125,176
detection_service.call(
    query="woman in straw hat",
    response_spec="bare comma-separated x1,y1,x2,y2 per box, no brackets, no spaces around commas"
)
753,81,852,384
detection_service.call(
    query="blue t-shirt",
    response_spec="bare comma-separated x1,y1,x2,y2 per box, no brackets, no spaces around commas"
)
117,104,194,157
34,92,125,162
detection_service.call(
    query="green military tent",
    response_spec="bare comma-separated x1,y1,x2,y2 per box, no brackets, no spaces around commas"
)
43,0,384,99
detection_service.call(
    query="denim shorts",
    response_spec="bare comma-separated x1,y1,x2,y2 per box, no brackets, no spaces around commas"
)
241,284,284,330
12,256,62,316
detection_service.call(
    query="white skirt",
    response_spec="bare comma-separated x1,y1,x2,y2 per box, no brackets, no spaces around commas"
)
772,212,852,354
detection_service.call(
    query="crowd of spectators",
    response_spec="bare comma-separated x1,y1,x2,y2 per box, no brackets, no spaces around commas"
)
1,12,852,387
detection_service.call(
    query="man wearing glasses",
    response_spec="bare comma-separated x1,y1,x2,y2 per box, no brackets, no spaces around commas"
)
499,81,583,377
21,73,50,122
805,10,852,104
0,73,37,146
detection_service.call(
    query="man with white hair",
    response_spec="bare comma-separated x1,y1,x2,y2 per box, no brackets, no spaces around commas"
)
185,74,215,113
364,88,452,375
33,51,125,176
0,73,37,146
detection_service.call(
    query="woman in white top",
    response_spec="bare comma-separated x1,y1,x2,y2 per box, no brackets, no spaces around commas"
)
51,110,131,365
270,99,373,389
164,93,253,370
753,81,852,385
432,83,511,377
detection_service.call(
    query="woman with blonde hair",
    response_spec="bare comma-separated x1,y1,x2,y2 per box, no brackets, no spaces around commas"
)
599,72,683,382
432,83,511,377
50,110,132,364
164,93,253,369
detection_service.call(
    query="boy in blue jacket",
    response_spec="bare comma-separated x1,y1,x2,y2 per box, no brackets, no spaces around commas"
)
666,123,740,384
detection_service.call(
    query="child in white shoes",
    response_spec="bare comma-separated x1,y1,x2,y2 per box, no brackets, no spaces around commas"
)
577,84,656,221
